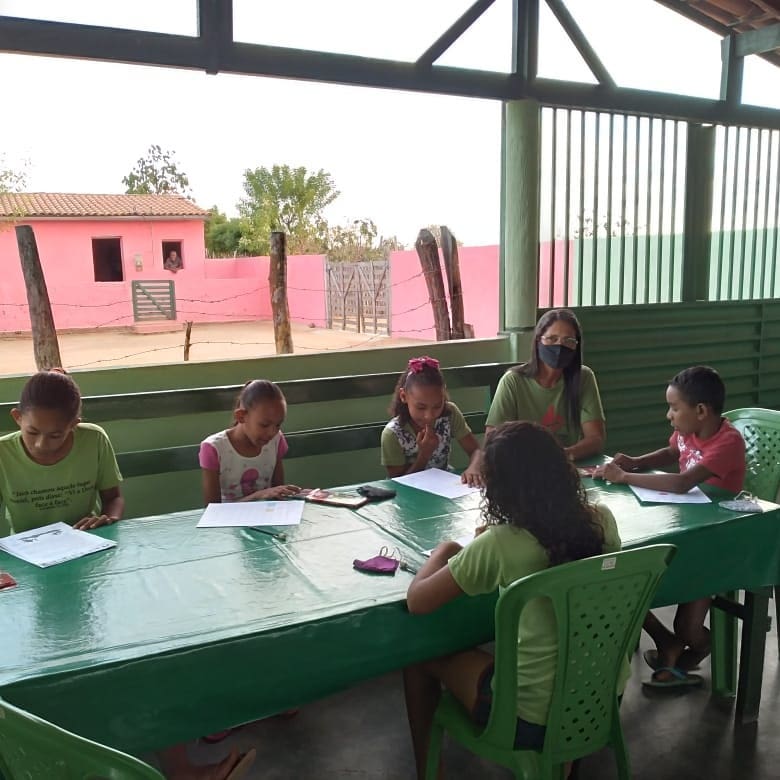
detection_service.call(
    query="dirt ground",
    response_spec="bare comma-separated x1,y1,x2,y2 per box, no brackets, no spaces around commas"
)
0,321,421,375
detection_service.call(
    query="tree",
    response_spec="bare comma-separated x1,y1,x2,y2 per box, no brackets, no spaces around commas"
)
0,155,27,194
123,144,191,196
238,165,339,255
204,206,244,257
327,218,404,262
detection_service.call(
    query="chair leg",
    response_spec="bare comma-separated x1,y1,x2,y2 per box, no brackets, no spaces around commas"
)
735,587,771,724
424,721,444,780
710,591,738,698
775,585,779,658
610,719,631,780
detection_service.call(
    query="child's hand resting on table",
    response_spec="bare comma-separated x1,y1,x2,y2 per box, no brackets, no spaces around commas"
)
73,514,119,530
592,461,627,483
248,484,301,500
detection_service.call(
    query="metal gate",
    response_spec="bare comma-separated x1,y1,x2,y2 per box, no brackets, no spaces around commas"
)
131,280,176,322
325,260,389,334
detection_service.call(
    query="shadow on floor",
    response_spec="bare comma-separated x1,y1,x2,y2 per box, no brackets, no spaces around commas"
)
147,605,780,779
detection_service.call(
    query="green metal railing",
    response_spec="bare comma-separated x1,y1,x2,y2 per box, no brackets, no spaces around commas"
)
710,126,780,301
540,110,780,308
539,107,686,308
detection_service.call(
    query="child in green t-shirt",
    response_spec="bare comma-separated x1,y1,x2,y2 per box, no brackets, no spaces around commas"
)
381,356,482,485
403,421,621,779
0,370,124,535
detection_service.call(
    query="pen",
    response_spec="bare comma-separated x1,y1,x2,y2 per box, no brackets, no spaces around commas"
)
249,527,287,542
400,561,418,575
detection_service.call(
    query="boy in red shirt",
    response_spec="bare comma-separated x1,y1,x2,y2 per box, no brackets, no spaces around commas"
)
594,366,745,688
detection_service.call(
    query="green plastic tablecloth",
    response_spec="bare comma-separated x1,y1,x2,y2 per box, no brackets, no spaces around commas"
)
1,480,778,754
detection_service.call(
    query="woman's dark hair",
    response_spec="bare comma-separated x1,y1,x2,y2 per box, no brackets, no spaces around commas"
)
18,370,82,421
514,308,584,432
234,379,285,414
481,421,604,566
389,356,449,425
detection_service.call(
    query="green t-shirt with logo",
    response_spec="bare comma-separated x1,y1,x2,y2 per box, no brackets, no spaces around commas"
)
448,504,627,726
0,423,123,535
486,365,604,447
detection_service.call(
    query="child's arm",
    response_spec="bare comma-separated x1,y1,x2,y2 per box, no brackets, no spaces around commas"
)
565,419,605,460
242,457,301,500
382,426,439,478
458,433,483,487
604,462,714,494
407,541,465,614
73,486,124,530
202,468,222,504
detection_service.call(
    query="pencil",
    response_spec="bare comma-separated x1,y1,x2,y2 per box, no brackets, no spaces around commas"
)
249,527,287,542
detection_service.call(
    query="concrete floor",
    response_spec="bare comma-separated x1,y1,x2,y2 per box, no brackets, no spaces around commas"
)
149,606,780,779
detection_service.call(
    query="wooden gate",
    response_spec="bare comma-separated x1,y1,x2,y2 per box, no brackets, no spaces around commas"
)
325,260,389,334
131,280,176,322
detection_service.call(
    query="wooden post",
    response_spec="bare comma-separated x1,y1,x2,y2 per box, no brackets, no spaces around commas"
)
440,226,465,339
183,321,193,361
15,225,62,370
269,231,294,354
415,229,451,341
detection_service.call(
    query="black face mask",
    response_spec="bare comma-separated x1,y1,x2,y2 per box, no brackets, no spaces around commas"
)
538,343,576,370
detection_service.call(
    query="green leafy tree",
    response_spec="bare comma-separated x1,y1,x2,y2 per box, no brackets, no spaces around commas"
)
0,155,27,194
123,144,191,196
327,218,405,262
204,206,244,257
238,165,339,255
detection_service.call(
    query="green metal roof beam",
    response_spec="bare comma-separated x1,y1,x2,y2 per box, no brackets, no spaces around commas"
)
0,15,515,100
720,34,744,106
512,0,539,85
417,0,496,67
544,0,615,88
734,22,780,57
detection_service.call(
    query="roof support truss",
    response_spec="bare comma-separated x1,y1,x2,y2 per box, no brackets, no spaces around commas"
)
1,0,780,129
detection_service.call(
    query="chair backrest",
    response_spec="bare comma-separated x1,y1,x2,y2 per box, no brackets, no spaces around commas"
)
0,697,163,780
724,408,780,502
481,544,676,765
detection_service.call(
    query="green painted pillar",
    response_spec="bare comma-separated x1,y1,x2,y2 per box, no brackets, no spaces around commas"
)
501,99,540,358
682,123,715,302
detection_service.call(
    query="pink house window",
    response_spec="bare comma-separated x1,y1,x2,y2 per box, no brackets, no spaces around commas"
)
92,238,123,282
162,240,183,271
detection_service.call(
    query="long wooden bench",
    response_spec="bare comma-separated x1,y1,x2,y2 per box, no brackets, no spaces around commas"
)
0,363,513,481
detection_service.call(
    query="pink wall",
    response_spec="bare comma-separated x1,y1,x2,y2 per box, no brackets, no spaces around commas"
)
389,241,573,341
389,245,500,341
0,220,569,337
0,218,326,332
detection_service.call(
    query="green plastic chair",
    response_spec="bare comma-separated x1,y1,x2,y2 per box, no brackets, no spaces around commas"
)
0,696,163,780
425,544,676,780
710,407,780,694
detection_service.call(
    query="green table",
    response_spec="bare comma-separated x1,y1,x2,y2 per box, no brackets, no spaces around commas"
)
1,481,778,754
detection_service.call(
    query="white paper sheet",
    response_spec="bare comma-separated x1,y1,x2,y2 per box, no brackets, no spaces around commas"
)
392,468,480,500
629,484,711,504
0,522,116,568
196,501,305,528
424,533,476,556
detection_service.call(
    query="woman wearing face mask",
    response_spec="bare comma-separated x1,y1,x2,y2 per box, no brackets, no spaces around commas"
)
482,309,604,462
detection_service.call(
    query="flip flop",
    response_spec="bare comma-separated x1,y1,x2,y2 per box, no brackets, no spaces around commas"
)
643,649,701,672
226,749,256,780
642,666,704,689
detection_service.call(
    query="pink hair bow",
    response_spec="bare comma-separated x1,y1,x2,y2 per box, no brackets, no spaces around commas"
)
408,356,440,373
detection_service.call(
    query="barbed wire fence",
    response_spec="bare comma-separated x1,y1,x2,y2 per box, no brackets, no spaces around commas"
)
0,268,466,370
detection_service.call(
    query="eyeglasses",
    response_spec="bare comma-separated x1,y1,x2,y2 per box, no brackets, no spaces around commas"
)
540,335,578,349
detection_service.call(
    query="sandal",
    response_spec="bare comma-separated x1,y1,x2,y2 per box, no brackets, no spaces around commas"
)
642,666,704,689
643,648,702,672
201,727,239,744
226,749,256,780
